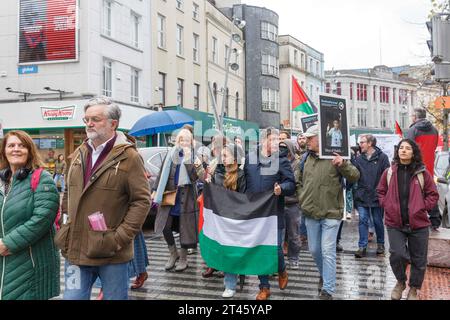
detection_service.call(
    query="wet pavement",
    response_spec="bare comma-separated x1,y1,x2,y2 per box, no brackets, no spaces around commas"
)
57,213,449,300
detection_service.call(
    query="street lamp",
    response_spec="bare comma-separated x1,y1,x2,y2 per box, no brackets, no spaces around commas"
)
5,87,31,102
44,87,73,100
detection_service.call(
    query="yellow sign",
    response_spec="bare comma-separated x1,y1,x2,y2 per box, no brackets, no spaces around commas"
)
434,96,450,109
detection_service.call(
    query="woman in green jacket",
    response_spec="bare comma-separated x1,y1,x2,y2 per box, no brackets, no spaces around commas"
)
0,130,60,300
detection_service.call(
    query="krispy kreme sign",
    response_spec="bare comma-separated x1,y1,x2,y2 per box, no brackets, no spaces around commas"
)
41,106,75,121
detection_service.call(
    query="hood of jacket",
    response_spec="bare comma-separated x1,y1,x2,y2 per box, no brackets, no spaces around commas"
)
410,118,433,132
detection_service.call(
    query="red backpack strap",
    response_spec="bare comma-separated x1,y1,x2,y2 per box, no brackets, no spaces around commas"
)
30,168,44,192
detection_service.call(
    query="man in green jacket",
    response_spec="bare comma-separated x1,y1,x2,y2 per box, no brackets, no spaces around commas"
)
295,125,360,300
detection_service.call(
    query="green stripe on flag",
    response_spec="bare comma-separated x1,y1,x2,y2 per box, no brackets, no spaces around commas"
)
293,102,314,114
199,231,278,276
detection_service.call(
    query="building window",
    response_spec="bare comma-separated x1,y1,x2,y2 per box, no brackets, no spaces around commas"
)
399,89,408,105
336,82,341,95
380,110,390,128
310,84,314,99
357,84,367,101
130,68,139,103
262,88,280,112
350,83,353,100
373,85,377,102
301,53,305,69
380,86,390,104
225,45,230,68
357,108,367,127
194,84,200,110
326,82,331,93
392,88,397,105
177,78,184,106
102,0,112,36
176,25,184,56
293,50,298,66
157,14,166,49
400,112,408,129
235,92,239,118
316,61,320,76
103,59,112,97
131,13,140,48
262,54,279,77
224,88,229,117
176,0,183,11
193,3,199,20
212,37,218,64
193,33,199,63
309,58,312,72
158,72,166,105
261,21,278,42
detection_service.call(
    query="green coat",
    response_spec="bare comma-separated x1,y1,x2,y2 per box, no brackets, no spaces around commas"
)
295,152,360,220
0,170,60,300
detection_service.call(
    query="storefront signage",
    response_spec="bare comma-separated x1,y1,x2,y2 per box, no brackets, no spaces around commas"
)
41,106,75,121
18,65,38,74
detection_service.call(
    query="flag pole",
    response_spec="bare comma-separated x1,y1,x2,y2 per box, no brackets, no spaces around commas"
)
290,75,293,136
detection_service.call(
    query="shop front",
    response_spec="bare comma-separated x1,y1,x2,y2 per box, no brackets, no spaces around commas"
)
0,99,153,172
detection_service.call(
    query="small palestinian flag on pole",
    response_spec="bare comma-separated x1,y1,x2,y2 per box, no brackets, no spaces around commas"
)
292,76,318,115
198,183,279,276
395,121,403,138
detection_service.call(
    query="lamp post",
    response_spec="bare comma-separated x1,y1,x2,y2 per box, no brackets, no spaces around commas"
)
44,87,73,100
5,87,31,102
208,17,245,133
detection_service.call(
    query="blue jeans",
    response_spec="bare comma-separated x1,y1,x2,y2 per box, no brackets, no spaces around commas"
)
63,260,130,300
258,228,285,289
299,210,307,237
53,173,65,192
224,273,238,290
357,207,385,248
305,217,340,294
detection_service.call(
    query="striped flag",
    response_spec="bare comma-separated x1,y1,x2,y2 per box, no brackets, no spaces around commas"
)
292,76,318,114
395,121,403,138
198,183,279,276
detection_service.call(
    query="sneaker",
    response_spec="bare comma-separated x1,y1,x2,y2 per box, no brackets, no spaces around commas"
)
319,289,333,300
187,248,196,255
346,212,352,220
376,244,385,255
391,281,406,300
336,243,344,253
354,247,367,258
289,260,299,270
222,288,236,298
407,287,419,300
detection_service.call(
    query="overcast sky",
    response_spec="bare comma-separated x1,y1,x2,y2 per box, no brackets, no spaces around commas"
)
243,0,434,70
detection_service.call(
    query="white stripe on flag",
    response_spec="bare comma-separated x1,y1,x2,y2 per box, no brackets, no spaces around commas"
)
202,208,277,248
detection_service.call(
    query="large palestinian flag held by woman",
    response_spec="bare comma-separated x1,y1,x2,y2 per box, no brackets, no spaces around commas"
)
198,183,279,276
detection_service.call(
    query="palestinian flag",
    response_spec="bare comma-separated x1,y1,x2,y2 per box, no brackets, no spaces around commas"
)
395,121,403,138
292,76,318,114
198,183,279,276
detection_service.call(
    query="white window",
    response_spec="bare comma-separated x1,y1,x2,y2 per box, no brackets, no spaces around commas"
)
316,61,320,76
177,78,184,105
262,88,280,112
193,33,199,63
102,0,112,36
380,110,390,128
131,13,140,48
193,3,199,20
262,54,279,77
400,112,408,129
261,21,278,42
309,58,313,72
194,84,200,110
212,37,218,63
157,14,166,49
357,108,367,127
103,59,112,97
176,25,184,56
301,53,305,69
158,72,166,105
293,50,298,66
176,0,183,11
131,68,139,103
224,45,230,68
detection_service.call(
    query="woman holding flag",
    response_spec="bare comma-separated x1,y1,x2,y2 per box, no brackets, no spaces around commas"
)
208,143,246,298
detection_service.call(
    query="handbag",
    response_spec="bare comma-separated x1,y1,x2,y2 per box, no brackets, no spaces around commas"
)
152,190,178,206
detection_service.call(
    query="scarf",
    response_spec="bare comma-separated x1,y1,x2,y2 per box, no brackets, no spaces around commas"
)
154,146,192,204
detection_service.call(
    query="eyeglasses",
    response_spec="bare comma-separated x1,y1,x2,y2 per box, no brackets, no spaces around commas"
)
82,116,107,124
359,141,368,145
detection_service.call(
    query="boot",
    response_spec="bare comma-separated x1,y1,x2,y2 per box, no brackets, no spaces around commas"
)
256,288,271,300
175,248,188,272
131,272,148,290
391,281,406,300
376,244,385,255
407,287,419,300
278,270,289,290
165,245,179,270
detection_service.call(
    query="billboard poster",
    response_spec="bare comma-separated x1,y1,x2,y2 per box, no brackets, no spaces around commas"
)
318,94,350,159
300,114,318,133
19,0,77,64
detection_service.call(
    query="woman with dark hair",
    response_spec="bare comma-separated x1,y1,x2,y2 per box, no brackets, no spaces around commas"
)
0,130,60,300
53,154,66,193
377,139,438,300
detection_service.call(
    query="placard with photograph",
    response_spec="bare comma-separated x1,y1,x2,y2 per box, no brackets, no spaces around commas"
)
318,94,350,159
300,114,318,133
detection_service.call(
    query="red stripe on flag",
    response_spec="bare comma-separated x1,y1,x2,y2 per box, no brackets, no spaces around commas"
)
197,193,204,233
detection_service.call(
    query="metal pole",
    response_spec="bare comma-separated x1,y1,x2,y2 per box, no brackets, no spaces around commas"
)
208,82,221,132
444,82,449,152
220,28,235,132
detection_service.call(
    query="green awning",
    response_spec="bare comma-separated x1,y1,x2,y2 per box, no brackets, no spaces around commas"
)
350,128,394,138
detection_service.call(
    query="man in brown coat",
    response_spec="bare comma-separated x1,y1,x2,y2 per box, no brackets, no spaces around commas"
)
56,97,151,300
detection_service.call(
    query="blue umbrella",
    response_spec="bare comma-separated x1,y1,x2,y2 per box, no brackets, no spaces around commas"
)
129,110,195,137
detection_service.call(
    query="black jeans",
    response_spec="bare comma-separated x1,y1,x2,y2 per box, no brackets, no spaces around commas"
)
387,226,429,289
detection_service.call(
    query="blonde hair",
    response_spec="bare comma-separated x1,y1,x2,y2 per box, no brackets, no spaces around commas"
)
175,129,194,147
0,130,45,170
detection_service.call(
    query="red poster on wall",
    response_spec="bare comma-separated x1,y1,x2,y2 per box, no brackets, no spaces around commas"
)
19,0,77,64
